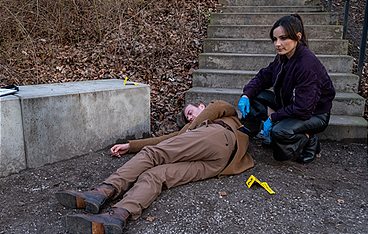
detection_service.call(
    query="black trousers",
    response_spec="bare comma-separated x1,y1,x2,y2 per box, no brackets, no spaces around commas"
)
271,113,330,161
242,90,330,161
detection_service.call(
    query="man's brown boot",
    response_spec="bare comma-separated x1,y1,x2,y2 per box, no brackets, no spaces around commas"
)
55,184,116,213
66,207,130,234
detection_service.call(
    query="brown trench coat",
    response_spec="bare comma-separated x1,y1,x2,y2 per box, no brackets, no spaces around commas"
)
127,100,255,176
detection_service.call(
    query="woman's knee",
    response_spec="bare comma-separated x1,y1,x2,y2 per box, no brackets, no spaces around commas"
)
271,124,293,141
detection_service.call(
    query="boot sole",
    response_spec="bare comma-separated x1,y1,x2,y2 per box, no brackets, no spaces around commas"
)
55,191,100,214
55,191,86,209
66,215,123,234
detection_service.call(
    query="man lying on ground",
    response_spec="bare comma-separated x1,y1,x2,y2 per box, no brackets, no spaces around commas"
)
55,100,254,234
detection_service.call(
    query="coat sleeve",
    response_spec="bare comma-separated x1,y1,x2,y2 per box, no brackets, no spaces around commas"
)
186,100,237,130
128,131,179,153
128,100,236,153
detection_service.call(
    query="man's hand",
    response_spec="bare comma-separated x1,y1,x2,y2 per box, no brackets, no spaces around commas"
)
238,95,250,119
261,118,273,140
110,143,130,157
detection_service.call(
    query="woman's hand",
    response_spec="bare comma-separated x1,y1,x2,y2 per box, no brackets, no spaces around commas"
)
238,95,250,119
110,143,130,157
261,118,273,144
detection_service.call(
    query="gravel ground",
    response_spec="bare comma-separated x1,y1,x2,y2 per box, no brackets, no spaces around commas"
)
0,139,367,234
1,1,367,233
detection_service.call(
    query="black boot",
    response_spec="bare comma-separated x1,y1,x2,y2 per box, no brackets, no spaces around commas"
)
55,184,116,213
298,135,321,163
66,207,130,234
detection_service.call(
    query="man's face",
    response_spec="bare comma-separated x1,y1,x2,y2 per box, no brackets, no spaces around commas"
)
184,103,205,122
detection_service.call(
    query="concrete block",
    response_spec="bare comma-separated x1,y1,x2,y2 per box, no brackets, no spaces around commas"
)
18,79,150,168
0,95,26,177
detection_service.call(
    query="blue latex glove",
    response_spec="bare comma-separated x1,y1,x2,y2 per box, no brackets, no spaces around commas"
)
237,95,250,119
261,118,273,143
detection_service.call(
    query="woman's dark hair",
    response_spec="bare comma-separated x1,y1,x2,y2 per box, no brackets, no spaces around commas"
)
269,14,308,47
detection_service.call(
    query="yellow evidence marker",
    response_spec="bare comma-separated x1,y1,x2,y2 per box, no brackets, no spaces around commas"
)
246,175,275,195
123,76,138,86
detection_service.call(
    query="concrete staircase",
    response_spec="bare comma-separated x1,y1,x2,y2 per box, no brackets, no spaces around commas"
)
186,0,367,142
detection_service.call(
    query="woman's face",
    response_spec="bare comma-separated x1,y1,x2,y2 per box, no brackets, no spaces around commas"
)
272,26,300,59
184,103,205,122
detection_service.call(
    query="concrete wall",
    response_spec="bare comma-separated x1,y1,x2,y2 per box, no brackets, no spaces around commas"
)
0,96,26,177
0,79,150,177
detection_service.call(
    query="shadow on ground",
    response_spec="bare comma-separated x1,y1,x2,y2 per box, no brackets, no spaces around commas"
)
0,140,367,234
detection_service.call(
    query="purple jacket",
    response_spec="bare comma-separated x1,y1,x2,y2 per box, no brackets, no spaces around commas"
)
242,44,336,122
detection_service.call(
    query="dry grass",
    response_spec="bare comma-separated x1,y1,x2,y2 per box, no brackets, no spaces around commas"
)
0,0,218,134
1,0,148,44
0,0,155,83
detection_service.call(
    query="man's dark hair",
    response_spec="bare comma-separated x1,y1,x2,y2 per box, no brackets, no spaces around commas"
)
176,102,204,128
269,14,308,47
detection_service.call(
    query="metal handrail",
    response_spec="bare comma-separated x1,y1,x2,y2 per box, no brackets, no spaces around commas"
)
343,0,350,39
329,0,368,87
357,0,368,79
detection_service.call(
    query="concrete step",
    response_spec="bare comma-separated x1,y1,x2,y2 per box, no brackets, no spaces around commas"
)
186,87,367,142
219,0,320,6
333,92,366,116
208,25,343,39
199,53,353,73
219,6,324,13
203,38,348,55
185,87,365,117
188,0,367,143
210,13,338,25
192,69,359,93
319,115,368,142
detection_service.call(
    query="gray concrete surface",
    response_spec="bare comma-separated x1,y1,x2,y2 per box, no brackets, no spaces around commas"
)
207,25,343,39
192,69,359,93
203,39,348,55
199,53,353,73
210,12,338,25
185,87,365,117
0,95,26,177
218,6,323,13
0,79,150,176
219,0,321,5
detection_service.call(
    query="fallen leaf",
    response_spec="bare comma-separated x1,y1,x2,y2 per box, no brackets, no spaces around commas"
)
146,216,156,222
337,199,345,204
218,191,227,198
